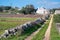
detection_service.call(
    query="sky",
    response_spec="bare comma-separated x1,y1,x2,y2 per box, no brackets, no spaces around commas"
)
0,0,60,9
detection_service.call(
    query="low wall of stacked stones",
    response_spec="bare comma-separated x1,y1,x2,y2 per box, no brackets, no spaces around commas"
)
0,14,50,38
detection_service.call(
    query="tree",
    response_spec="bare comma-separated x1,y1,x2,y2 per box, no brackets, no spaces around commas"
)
19,4,36,14
4,6,11,10
50,9,55,14
19,7,26,14
0,6,12,12
0,7,3,12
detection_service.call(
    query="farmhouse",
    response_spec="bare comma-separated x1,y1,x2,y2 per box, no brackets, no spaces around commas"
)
36,7,50,15
55,9,60,14
36,7,50,20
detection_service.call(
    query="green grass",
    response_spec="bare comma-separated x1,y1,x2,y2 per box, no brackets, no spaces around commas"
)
0,12,9,14
32,18,50,40
53,14,60,23
0,22,41,40
0,17,36,21
50,14,60,40
0,17,36,35
0,17,41,40
0,22,22,35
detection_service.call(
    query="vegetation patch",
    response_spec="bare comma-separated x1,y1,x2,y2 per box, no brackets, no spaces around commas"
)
0,17,36,35
50,14,60,40
32,18,50,40
0,22,41,40
0,17,43,40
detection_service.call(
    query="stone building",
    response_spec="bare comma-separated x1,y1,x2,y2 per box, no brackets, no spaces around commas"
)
36,7,50,20
55,10,60,14
36,7,50,15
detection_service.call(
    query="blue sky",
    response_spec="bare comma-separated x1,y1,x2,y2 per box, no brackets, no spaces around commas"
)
0,0,60,9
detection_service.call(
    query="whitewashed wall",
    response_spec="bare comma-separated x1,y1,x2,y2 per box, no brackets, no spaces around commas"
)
55,10,60,14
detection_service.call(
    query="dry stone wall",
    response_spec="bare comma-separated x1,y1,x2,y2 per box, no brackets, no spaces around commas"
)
0,14,49,39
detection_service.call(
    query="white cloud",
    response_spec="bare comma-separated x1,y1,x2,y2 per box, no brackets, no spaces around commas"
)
50,2,60,5
36,0,60,8
37,0,60,6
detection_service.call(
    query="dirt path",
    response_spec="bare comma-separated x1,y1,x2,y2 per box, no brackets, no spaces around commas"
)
43,14,53,40
25,25,44,40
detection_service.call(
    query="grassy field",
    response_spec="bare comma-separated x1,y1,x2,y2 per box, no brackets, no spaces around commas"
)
0,12,9,14
50,14,60,40
32,17,50,40
0,17,36,35
0,17,42,40
0,17,36,21
0,23,41,40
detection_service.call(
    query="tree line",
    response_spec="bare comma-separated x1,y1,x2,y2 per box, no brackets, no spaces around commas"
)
0,5,37,14
19,5,36,14
0,6,11,12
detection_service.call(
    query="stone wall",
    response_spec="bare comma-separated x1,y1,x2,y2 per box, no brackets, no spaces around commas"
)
0,18,46,38
0,14,50,39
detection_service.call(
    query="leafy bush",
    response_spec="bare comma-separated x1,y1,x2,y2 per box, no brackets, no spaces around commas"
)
54,14,60,23
32,20,50,40
50,14,60,40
